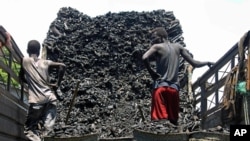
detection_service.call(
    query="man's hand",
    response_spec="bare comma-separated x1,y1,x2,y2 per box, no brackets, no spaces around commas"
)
207,62,215,68
49,83,64,101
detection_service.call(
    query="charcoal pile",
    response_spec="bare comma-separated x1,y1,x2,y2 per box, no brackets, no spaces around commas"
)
43,7,200,139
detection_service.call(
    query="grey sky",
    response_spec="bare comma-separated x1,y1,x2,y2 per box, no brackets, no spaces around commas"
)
1,0,250,81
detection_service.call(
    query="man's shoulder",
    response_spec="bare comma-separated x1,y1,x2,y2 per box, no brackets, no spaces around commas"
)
40,58,49,62
41,59,53,64
170,42,184,50
154,42,167,47
23,56,32,62
170,42,182,47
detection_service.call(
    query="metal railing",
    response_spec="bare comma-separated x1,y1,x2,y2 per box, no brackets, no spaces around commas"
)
0,25,27,103
192,31,250,128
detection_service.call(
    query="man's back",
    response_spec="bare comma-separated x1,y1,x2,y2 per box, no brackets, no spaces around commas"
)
155,42,181,84
22,57,57,104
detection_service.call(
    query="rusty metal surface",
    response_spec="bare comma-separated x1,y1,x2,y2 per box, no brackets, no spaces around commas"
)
44,133,99,141
133,129,229,141
133,129,189,141
189,131,229,141
99,137,134,141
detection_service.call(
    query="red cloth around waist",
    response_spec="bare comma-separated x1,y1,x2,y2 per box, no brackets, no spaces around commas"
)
151,86,179,121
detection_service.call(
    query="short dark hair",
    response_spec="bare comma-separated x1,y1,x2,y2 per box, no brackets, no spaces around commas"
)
151,27,168,39
27,40,40,55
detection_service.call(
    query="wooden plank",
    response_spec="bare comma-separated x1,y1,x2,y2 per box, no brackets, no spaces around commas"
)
0,94,27,124
0,87,28,140
247,55,250,90
0,132,27,141
0,85,28,141
0,86,28,110
0,135,20,141
0,93,27,140
0,112,26,139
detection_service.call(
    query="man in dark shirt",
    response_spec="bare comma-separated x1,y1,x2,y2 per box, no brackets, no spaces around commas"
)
142,27,214,125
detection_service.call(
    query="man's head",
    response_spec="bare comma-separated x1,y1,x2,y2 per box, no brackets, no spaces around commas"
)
0,26,12,49
150,27,168,44
27,40,40,56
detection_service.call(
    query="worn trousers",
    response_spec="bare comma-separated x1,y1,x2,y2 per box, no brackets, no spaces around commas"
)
24,101,57,140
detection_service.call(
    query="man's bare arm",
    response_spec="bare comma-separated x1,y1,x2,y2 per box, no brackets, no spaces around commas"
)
142,45,161,80
49,62,66,87
180,47,214,68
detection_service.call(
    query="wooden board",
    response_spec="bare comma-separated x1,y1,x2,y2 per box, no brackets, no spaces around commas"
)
0,89,28,140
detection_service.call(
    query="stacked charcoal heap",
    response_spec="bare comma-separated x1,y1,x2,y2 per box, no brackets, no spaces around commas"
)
43,7,200,138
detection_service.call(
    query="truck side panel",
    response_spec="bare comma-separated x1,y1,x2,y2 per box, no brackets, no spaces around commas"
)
0,89,28,141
